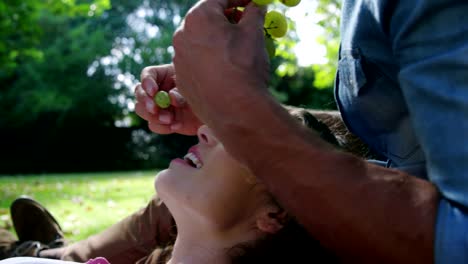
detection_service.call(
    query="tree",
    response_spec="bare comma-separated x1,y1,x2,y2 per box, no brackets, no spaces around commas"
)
0,0,110,79
312,0,340,90
0,0,198,173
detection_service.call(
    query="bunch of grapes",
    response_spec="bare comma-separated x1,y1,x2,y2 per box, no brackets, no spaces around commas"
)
224,0,301,59
155,0,301,109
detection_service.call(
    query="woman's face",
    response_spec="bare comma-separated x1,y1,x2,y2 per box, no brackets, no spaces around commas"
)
155,125,268,230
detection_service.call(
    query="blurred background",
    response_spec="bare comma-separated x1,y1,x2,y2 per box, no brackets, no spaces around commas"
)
0,0,340,241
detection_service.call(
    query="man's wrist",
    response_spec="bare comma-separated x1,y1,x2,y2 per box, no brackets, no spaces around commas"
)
208,91,332,173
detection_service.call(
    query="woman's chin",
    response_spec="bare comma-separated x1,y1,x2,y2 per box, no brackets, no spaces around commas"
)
154,168,171,195
154,166,186,200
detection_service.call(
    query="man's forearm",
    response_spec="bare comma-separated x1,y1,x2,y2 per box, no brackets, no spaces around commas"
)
210,94,439,263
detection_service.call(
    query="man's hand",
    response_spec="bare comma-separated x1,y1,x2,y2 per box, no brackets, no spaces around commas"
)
172,0,269,127
134,64,202,135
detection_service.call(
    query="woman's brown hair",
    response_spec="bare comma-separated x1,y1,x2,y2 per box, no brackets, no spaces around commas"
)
229,215,339,263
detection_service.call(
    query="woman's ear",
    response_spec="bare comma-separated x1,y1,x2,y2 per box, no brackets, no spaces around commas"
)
256,207,288,234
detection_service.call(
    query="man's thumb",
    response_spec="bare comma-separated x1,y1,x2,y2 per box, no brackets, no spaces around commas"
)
169,88,187,107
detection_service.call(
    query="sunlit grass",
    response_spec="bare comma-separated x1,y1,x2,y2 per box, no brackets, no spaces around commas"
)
0,171,158,242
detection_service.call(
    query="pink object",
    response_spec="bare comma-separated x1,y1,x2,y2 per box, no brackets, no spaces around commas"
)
86,257,110,264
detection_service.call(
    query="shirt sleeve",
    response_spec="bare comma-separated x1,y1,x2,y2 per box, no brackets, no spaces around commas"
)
61,195,175,264
391,1,468,262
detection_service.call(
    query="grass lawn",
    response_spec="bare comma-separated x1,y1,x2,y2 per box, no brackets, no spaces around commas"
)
0,171,158,243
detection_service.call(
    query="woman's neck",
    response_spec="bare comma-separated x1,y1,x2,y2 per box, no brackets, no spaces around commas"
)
167,235,230,264
165,205,258,263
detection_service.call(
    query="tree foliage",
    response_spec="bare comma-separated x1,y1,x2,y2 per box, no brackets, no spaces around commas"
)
0,0,197,173
0,0,110,78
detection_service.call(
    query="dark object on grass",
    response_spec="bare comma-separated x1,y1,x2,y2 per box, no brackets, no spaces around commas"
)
10,196,65,246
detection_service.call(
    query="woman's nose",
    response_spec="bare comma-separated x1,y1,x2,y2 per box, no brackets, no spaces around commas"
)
197,125,217,145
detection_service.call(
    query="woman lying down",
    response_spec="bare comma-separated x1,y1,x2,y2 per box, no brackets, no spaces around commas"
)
2,111,355,264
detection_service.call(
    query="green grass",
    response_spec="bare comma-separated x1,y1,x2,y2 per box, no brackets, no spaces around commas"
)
0,171,158,243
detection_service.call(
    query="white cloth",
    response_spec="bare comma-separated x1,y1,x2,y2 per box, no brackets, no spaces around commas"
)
0,257,82,264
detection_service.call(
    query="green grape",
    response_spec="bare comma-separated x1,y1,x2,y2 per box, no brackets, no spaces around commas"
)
252,0,274,5
265,36,276,59
154,90,171,109
264,10,288,38
279,0,301,7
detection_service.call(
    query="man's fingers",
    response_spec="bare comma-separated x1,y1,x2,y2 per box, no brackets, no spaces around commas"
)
135,83,156,115
171,109,193,135
148,122,173,135
239,2,266,29
140,64,176,94
141,77,158,97
136,104,175,133
228,0,251,8
158,109,174,125
169,88,187,107
199,0,251,11
135,98,162,121
135,83,148,102
202,0,229,10
170,122,183,132
135,102,151,121
140,67,159,97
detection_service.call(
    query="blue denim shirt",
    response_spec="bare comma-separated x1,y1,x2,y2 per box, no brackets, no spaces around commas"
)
335,0,468,262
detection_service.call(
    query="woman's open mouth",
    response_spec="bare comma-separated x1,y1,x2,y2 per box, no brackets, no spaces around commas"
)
182,147,203,169
183,152,202,169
